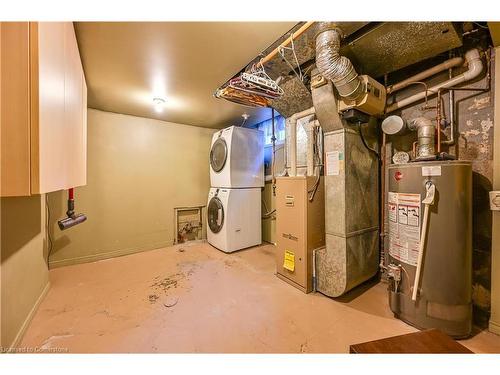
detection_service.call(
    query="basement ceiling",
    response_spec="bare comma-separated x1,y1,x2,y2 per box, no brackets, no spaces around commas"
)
75,22,297,129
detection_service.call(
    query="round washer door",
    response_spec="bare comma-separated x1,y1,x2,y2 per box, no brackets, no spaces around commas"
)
210,138,227,173
208,196,224,233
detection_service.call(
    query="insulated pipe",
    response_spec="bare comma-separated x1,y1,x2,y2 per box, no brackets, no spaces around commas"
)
386,49,483,113
286,107,316,176
315,25,364,101
386,56,464,94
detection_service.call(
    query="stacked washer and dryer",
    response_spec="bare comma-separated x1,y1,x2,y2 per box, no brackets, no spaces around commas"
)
207,126,264,253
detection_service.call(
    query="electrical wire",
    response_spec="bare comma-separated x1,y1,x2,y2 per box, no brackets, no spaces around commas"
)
45,194,53,258
473,22,489,30
357,122,380,159
278,31,304,83
307,123,323,202
261,198,276,219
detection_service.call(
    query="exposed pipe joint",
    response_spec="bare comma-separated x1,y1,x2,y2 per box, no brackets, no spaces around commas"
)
315,26,364,102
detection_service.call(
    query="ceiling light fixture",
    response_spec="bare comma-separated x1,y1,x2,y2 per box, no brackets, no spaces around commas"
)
153,97,166,113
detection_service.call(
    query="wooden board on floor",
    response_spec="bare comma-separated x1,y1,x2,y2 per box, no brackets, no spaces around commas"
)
350,329,473,354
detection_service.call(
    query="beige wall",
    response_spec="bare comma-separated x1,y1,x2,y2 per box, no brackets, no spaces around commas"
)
1,194,49,349
48,109,215,268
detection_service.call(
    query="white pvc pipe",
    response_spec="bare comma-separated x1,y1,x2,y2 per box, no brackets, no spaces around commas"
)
412,183,436,301
387,49,483,113
387,56,464,94
412,203,430,301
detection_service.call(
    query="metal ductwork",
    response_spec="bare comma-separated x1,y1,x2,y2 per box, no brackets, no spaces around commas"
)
408,117,436,160
315,25,364,102
310,26,379,298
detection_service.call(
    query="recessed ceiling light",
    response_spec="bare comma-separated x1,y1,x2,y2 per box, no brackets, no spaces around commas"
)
153,97,166,113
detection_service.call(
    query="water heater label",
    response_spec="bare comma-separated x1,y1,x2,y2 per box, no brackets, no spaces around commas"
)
388,192,421,266
422,165,442,176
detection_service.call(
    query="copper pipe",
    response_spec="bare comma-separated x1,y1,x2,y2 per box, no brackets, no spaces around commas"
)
436,90,443,154
412,141,418,159
259,21,315,65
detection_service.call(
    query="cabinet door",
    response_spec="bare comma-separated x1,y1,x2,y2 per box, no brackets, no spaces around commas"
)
31,22,87,194
64,22,86,188
0,22,31,196
31,22,66,194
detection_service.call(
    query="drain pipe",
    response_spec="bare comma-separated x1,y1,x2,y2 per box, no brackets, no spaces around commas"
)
386,49,483,113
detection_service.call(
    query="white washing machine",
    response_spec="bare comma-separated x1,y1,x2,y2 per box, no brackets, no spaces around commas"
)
210,126,264,188
207,187,262,253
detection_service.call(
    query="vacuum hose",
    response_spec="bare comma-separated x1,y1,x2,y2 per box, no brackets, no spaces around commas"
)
58,188,87,230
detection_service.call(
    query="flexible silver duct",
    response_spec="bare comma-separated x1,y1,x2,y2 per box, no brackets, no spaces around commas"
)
315,27,364,101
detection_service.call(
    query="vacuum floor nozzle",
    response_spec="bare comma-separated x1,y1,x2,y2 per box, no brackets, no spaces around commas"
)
57,188,87,231
58,213,87,230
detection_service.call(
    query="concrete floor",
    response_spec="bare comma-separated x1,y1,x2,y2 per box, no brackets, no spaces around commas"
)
21,241,500,353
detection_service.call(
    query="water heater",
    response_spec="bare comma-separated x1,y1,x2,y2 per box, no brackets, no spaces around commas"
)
387,161,472,338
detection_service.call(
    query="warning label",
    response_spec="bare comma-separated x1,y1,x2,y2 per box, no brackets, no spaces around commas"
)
388,192,421,266
326,151,343,176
